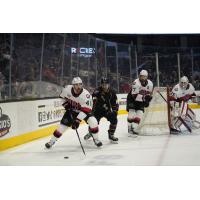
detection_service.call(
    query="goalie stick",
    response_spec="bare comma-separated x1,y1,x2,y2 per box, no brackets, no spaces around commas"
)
178,117,192,133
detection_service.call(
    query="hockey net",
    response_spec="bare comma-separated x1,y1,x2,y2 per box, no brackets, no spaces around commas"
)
136,87,171,136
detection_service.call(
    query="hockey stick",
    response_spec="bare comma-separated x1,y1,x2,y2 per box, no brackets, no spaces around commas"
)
90,132,98,146
85,130,101,147
69,111,86,156
75,127,86,155
157,90,168,104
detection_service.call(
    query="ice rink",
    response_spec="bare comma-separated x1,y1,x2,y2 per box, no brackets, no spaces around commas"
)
1,114,200,166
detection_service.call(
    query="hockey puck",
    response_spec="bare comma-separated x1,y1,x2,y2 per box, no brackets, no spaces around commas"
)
64,156,69,159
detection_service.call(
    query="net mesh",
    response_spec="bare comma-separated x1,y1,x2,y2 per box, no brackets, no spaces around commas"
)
136,87,170,136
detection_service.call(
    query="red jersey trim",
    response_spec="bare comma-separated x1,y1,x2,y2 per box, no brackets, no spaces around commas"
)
81,107,92,113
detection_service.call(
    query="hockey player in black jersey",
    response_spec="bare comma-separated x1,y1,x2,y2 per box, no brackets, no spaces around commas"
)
84,77,119,143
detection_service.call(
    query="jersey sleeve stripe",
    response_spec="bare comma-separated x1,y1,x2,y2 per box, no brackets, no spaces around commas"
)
81,107,92,113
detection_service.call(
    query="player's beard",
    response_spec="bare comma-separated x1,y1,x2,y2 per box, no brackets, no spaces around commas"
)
102,85,109,93
74,86,82,94
139,79,147,86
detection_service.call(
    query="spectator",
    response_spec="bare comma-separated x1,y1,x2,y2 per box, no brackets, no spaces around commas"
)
0,72,7,100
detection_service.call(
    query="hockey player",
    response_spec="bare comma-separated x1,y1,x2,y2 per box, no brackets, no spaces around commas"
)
169,76,198,133
45,77,102,149
170,76,195,103
83,77,119,144
127,70,153,137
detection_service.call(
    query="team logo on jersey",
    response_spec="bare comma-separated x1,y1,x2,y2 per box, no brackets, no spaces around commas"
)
86,94,90,98
0,107,11,137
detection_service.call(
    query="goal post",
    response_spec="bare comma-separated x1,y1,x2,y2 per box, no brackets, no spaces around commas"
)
136,87,171,136
167,86,172,132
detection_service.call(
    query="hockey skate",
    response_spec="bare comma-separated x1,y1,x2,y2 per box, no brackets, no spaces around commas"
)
84,132,92,140
93,138,103,147
45,139,56,149
170,128,181,135
84,132,102,147
108,133,118,144
128,127,138,138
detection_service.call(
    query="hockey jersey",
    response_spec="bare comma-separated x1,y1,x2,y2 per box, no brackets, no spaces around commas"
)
127,78,153,111
92,87,118,113
171,83,195,101
60,85,93,120
131,78,153,102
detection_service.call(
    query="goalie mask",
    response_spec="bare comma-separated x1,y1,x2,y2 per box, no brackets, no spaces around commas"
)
139,70,148,86
180,76,189,89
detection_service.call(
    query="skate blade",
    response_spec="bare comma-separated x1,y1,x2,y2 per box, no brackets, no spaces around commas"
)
96,145,103,148
84,138,92,141
128,134,138,138
109,140,118,144
84,136,92,141
95,142,103,148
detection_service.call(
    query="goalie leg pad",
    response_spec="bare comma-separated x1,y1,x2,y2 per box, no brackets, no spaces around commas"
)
179,117,192,132
173,117,192,133
187,107,196,121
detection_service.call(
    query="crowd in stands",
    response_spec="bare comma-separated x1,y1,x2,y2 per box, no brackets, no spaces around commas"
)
1,33,200,102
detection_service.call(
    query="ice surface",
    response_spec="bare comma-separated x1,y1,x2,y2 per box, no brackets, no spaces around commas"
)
1,114,200,166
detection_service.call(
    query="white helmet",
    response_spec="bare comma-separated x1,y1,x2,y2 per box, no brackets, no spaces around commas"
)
180,76,189,89
180,76,189,83
139,70,148,77
72,77,83,85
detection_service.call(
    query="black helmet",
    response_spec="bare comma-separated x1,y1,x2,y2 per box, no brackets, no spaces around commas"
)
101,77,109,84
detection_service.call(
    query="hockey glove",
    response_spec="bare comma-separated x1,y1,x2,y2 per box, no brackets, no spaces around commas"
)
144,95,152,103
71,118,81,129
177,95,191,102
62,101,71,110
144,101,150,108
144,95,152,107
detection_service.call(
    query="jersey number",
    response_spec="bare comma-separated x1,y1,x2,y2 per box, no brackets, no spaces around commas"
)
86,100,92,106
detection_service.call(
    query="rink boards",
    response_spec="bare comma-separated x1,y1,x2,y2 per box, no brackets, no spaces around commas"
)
0,94,200,151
